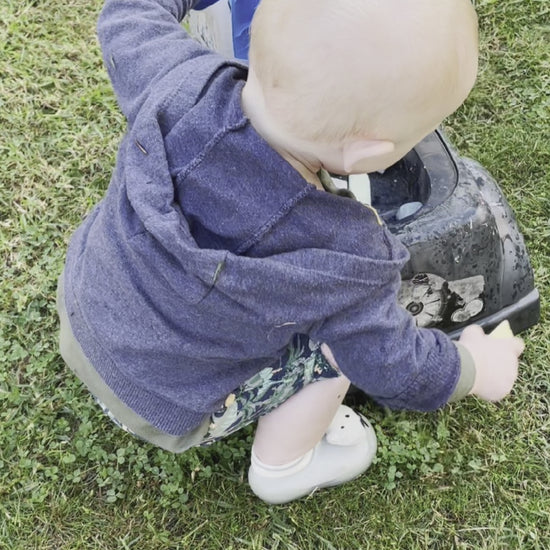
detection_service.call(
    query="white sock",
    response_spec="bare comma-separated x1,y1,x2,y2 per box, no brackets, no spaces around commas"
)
250,448,314,478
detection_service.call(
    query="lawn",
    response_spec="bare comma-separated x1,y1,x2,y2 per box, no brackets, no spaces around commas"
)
0,0,548,548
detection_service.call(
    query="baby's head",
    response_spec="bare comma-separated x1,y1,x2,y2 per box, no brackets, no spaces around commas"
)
243,0,478,175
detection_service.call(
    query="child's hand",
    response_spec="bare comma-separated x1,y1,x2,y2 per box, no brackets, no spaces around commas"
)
459,322,525,402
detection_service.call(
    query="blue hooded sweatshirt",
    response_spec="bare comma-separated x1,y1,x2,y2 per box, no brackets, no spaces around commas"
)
62,0,462,436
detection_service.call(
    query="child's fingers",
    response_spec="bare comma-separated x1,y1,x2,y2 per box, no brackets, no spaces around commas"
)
459,323,485,343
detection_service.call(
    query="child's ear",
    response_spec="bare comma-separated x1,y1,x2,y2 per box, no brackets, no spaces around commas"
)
342,140,395,173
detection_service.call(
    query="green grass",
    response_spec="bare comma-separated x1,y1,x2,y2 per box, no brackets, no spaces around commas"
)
1,0,548,548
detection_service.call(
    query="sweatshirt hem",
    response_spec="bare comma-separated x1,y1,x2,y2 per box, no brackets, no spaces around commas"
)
59,269,206,437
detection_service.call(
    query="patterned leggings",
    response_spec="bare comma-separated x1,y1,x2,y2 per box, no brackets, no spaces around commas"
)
96,335,341,446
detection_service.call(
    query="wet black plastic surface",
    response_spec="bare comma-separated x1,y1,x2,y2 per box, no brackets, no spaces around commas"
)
368,129,540,335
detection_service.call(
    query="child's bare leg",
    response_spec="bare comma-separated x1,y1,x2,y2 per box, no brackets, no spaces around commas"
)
252,375,351,465
249,374,377,504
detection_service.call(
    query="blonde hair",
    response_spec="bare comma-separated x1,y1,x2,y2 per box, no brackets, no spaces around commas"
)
248,0,478,143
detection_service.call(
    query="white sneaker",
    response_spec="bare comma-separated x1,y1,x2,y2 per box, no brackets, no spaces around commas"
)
248,406,377,504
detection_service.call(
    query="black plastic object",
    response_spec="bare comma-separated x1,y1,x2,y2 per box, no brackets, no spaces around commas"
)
367,130,540,337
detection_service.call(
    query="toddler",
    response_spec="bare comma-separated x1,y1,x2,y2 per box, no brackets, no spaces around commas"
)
58,0,524,504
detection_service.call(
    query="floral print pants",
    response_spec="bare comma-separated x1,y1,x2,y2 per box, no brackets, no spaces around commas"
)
97,335,341,446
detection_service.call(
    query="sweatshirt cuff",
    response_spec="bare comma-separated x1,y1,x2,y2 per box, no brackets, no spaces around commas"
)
448,342,476,402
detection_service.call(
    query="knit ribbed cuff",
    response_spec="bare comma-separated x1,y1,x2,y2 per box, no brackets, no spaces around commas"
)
448,342,476,402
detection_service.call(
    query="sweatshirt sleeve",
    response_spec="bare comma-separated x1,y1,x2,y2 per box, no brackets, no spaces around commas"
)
246,188,465,412
311,266,463,412
97,0,209,122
